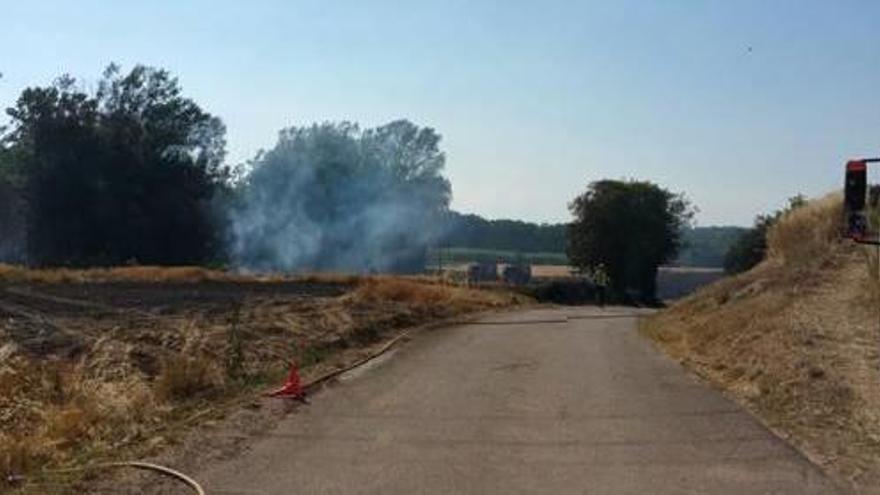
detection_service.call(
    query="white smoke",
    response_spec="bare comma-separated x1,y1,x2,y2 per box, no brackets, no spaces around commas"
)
228,120,451,273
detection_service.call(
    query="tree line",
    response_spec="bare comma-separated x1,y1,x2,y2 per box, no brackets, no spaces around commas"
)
438,217,746,270
0,65,451,270
439,212,566,253
0,64,702,302
0,65,229,266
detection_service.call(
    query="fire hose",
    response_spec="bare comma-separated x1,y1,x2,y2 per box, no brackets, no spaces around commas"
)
9,461,205,494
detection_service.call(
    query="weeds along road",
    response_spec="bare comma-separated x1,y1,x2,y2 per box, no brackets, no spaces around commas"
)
197,307,840,495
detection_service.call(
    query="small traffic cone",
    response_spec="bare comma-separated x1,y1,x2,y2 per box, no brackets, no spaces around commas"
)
267,362,307,401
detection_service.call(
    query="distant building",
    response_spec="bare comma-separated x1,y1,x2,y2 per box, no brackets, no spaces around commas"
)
468,262,498,283
502,264,532,285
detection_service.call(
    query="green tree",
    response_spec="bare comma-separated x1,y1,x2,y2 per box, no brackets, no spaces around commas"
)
230,120,451,272
722,215,775,274
723,194,807,274
2,64,228,266
567,180,694,303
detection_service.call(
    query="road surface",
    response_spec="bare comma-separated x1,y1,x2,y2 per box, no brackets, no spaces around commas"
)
199,307,840,494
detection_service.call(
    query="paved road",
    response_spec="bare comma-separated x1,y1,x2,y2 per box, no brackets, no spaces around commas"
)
201,307,840,494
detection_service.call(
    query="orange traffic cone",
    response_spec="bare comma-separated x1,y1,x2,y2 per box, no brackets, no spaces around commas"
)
267,362,307,401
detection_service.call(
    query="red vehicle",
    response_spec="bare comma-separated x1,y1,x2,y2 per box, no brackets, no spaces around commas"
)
844,158,880,244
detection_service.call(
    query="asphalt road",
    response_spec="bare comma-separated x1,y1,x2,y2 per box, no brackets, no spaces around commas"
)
200,307,840,494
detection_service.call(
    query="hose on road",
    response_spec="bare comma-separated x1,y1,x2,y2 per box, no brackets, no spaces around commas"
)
13,461,206,494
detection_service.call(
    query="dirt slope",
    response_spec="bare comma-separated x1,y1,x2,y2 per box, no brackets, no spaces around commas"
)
643,193,880,492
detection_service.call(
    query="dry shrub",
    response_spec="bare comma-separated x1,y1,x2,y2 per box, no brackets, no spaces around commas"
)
354,278,449,304
44,405,93,446
0,358,55,438
154,353,224,402
0,356,163,488
350,277,512,312
767,192,843,267
296,272,361,285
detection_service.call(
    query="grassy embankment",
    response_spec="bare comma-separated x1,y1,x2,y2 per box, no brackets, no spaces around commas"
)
0,267,527,493
642,192,880,491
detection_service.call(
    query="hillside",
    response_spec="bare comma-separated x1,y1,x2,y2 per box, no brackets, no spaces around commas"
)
643,193,880,492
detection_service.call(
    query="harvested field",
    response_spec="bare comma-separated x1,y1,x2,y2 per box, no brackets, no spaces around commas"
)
0,267,527,493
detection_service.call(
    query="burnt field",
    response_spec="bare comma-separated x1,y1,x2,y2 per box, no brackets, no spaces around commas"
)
1,280,351,322
0,270,522,492
26,280,351,311
0,280,353,362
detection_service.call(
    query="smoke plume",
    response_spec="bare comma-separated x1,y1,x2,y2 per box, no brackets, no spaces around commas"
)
229,120,451,273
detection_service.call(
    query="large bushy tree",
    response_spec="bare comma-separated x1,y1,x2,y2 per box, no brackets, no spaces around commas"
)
567,180,694,302
2,65,228,266
230,120,451,273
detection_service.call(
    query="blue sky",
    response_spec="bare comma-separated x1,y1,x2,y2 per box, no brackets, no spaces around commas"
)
2,1,879,226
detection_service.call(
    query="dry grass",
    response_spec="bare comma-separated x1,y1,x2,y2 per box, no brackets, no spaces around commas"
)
0,357,161,492
349,277,516,310
766,192,844,267
0,264,369,285
865,247,880,301
0,264,219,284
643,192,880,491
153,353,224,402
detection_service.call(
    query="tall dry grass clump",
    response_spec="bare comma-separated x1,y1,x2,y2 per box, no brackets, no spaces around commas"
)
766,192,843,267
0,359,160,486
153,353,225,402
349,277,515,313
